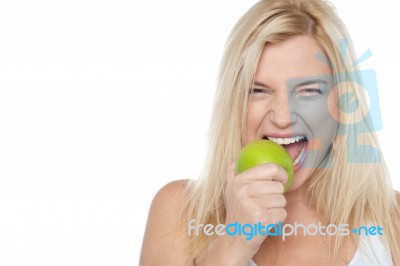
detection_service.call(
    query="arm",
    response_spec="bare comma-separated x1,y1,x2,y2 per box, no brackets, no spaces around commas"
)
140,179,253,266
140,163,288,266
140,179,190,265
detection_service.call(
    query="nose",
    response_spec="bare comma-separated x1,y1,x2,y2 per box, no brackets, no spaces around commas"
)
268,93,297,128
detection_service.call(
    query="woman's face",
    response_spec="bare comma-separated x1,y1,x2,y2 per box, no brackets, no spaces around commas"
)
245,35,339,192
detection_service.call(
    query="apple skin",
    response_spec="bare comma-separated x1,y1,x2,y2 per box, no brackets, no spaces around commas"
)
236,140,294,192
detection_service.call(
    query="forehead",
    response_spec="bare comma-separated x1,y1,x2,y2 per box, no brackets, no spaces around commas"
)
255,35,332,84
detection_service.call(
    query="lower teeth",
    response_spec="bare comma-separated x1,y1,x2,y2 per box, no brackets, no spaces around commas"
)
293,142,307,166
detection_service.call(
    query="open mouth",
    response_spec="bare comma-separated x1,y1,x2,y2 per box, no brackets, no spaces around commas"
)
263,135,308,170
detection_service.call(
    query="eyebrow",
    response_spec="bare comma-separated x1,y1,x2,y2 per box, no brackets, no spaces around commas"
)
295,79,328,87
253,81,270,88
253,79,327,88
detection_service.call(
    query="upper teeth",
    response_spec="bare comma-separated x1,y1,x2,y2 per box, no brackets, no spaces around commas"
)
267,136,306,145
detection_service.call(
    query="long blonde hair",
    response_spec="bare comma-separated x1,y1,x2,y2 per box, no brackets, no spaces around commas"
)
182,0,400,264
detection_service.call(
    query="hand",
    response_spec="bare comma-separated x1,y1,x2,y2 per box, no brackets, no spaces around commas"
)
223,162,288,259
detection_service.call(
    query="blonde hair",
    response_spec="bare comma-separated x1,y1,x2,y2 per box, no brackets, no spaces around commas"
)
182,0,400,265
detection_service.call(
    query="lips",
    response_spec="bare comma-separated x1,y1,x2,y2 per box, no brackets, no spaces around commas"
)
263,135,308,169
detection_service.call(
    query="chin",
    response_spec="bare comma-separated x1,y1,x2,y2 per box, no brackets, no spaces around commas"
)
285,167,315,193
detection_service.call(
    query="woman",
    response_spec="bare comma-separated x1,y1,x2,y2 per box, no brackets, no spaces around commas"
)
140,0,400,265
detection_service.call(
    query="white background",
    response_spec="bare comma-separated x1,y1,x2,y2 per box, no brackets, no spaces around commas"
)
0,0,399,265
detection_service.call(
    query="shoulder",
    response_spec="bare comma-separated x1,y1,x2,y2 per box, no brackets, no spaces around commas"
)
140,179,193,265
148,179,192,219
153,179,191,207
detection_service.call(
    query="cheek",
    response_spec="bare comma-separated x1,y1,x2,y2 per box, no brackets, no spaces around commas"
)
327,87,340,122
245,104,266,141
314,98,337,132
295,96,338,143
300,97,338,158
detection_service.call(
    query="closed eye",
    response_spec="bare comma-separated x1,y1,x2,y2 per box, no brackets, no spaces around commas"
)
249,88,273,95
294,88,322,97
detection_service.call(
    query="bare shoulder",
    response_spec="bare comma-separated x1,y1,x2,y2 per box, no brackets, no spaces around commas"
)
145,179,191,215
140,179,193,265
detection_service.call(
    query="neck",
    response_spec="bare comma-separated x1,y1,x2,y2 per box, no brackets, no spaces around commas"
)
283,181,322,225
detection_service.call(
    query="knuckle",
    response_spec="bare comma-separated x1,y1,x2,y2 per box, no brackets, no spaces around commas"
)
268,194,285,206
231,176,242,189
273,181,285,194
268,164,287,182
253,207,264,219
278,208,287,220
232,180,248,197
282,209,288,219
265,209,276,223
266,208,287,224
278,182,285,193
282,171,289,181
268,163,281,173
275,194,286,207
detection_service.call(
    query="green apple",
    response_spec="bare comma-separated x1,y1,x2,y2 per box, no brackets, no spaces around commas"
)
236,140,294,192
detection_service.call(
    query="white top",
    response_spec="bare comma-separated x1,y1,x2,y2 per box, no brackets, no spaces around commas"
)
248,235,393,266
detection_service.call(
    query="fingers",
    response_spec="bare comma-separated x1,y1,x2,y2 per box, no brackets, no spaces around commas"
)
222,161,289,255
237,163,288,185
254,194,287,209
264,208,287,224
247,181,285,195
